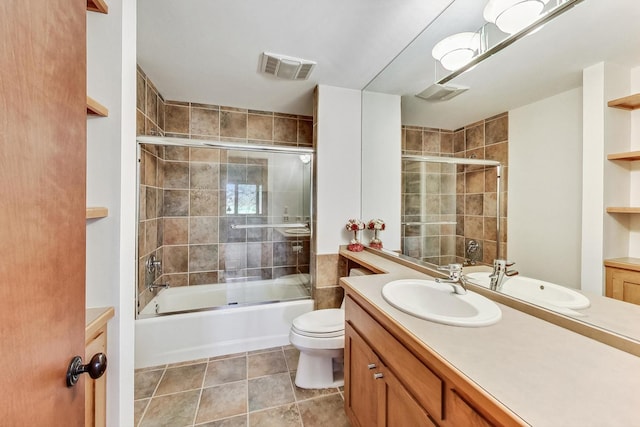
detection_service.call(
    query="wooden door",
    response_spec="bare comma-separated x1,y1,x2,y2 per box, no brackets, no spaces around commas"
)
0,0,87,425
344,324,381,427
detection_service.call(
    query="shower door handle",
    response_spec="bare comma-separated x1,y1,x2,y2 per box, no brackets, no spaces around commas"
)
66,353,107,387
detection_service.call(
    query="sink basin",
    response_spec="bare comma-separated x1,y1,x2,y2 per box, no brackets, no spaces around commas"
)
465,272,590,312
381,279,501,327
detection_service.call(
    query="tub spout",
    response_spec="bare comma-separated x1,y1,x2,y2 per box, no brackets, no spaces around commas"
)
149,283,170,292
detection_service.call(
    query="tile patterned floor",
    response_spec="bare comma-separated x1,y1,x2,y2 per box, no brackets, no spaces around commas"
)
134,345,351,427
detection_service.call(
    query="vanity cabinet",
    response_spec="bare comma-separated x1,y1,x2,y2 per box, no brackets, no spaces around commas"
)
605,258,640,305
346,323,435,427
344,295,515,427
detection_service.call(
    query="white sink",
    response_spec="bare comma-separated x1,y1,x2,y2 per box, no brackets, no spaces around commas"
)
465,272,590,314
381,279,502,327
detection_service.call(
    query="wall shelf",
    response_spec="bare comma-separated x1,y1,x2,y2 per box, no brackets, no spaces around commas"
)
607,151,640,161
86,207,108,219
606,207,640,214
607,93,640,111
87,96,108,117
87,0,108,14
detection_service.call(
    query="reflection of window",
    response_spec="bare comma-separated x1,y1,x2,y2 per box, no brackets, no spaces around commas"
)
226,183,262,214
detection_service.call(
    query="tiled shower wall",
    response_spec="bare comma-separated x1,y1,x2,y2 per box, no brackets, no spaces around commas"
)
401,113,508,266
136,67,313,313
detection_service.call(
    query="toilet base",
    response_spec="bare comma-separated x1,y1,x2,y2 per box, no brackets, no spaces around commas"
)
294,350,344,389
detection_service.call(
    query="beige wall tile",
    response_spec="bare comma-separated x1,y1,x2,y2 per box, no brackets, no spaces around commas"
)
248,114,273,140
316,254,338,287
190,107,219,137
274,117,297,142
165,104,190,134
220,111,247,139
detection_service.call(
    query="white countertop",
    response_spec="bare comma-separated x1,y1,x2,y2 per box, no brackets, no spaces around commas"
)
339,249,640,427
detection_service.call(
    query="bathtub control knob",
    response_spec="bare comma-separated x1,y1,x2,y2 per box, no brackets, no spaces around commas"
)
66,353,107,387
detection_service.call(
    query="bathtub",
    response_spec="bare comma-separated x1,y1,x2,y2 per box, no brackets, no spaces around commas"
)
135,274,314,368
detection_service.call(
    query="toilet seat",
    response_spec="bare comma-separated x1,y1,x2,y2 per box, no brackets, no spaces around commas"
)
291,308,344,338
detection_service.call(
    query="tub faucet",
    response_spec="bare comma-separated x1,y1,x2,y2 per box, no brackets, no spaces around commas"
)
148,283,170,292
490,259,519,291
435,263,468,295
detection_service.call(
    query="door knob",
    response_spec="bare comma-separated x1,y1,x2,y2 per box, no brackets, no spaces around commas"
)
66,353,107,387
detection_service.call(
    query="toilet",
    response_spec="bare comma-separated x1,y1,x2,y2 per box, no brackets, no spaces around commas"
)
289,268,370,389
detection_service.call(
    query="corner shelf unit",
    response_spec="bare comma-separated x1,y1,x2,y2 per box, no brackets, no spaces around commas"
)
87,0,108,14
87,1,109,116
605,94,640,214
87,96,108,117
607,93,640,111
86,207,109,219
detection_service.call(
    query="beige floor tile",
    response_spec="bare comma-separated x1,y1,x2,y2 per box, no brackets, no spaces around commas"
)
283,347,299,372
195,414,248,426
134,399,149,426
155,363,207,395
134,369,164,400
297,394,350,427
204,356,247,387
248,350,287,378
196,381,248,424
248,372,295,412
248,403,302,427
139,389,200,427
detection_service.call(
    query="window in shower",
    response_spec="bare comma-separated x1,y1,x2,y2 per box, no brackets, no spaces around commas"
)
226,183,263,214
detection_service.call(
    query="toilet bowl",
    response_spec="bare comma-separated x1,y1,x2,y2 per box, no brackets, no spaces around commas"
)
289,268,370,389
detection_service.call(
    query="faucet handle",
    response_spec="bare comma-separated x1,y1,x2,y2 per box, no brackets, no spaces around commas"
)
493,259,515,269
437,263,463,279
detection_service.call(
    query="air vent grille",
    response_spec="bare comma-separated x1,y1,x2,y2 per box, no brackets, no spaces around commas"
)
260,52,316,80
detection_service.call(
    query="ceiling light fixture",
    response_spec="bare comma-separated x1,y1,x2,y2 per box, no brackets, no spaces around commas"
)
484,0,551,34
431,32,481,71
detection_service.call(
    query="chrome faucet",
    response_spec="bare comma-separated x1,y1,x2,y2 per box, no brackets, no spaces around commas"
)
436,263,468,295
148,282,170,292
489,259,519,291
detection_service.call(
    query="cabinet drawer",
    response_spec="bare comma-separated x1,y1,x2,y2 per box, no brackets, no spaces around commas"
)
346,296,443,420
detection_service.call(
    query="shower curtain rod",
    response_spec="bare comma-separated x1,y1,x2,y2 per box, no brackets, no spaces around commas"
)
402,154,501,167
137,135,315,155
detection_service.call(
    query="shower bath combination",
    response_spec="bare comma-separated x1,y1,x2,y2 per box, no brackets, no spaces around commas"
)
134,137,315,367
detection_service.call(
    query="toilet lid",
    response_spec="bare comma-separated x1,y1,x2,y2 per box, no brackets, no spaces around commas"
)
292,309,344,336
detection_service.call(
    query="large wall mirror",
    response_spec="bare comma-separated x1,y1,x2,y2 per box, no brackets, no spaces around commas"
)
362,0,640,346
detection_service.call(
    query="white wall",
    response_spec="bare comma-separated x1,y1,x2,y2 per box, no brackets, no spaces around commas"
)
629,66,640,257
582,63,631,293
361,91,402,251
86,0,136,424
316,85,362,254
509,88,583,288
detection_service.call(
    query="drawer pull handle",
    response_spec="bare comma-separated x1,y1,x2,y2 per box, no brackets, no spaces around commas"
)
367,363,377,370
373,372,384,379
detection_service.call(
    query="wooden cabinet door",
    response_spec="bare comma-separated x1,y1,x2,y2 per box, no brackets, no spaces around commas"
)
606,267,640,305
345,324,382,427
383,367,436,427
0,0,87,425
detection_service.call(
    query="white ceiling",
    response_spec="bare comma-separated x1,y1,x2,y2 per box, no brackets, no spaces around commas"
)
138,0,640,127
137,0,455,116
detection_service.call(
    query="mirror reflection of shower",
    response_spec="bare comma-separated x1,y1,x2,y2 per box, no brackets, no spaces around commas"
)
401,154,502,267
136,138,314,317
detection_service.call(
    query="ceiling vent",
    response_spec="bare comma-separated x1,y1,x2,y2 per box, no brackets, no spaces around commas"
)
260,52,316,80
416,83,469,102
